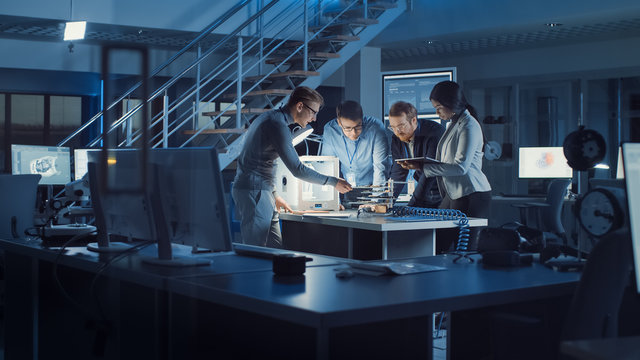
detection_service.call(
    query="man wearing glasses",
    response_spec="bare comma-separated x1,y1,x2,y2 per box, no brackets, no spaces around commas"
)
233,86,352,248
321,100,390,193
388,101,445,208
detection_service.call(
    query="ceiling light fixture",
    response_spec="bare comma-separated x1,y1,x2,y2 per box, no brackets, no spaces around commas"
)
63,0,85,41
64,21,86,41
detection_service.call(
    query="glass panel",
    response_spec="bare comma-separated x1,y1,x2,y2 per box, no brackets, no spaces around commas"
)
12,94,45,145
50,96,82,145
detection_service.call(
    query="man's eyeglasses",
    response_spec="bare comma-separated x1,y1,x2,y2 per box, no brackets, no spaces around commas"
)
338,120,363,133
388,122,409,132
302,102,319,116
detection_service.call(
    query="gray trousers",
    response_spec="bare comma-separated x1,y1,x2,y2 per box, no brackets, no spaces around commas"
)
231,187,282,248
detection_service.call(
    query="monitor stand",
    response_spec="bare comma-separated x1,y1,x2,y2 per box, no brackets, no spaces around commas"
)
140,185,211,267
86,232,134,253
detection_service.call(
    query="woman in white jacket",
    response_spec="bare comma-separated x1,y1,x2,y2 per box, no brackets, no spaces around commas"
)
398,81,491,251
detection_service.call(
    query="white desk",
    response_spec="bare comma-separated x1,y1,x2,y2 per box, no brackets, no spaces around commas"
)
280,210,488,260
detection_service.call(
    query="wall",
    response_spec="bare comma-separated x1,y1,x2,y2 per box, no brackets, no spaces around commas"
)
381,35,640,84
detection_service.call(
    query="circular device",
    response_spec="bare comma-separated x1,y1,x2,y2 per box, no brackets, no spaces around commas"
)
576,188,624,237
563,127,606,171
484,141,502,160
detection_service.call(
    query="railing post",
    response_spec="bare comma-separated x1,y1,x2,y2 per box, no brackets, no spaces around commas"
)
126,98,132,146
303,0,309,72
259,0,264,75
163,91,169,148
363,0,368,19
194,44,201,129
236,36,243,129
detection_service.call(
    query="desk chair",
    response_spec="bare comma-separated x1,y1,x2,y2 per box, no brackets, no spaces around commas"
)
490,232,633,360
0,174,41,239
561,231,633,341
511,179,570,240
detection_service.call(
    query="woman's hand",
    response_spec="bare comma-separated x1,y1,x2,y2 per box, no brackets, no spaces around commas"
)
274,195,293,213
397,160,421,170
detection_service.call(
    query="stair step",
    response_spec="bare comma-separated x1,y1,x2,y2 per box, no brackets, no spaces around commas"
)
202,108,270,117
183,128,247,135
265,52,340,65
283,35,360,49
222,88,292,100
245,70,319,82
324,2,398,17
309,18,379,32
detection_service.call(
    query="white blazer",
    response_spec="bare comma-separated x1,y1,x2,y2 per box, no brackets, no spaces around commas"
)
422,110,491,200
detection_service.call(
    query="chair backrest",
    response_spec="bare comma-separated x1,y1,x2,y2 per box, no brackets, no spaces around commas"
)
561,232,633,341
543,179,571,234
0,174,41,239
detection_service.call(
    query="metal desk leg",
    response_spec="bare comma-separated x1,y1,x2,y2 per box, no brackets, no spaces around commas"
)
382,231,388,260
316,327,329,360
347,228,353,259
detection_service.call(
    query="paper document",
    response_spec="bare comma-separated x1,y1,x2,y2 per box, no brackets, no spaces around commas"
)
347,261,446,275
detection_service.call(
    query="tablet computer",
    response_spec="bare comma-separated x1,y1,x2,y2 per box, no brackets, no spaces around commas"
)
395,156,442,164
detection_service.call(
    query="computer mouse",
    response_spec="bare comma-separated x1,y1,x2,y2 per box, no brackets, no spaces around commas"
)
335,268,354,279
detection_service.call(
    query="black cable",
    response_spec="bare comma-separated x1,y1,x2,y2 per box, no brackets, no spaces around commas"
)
88,241,155,328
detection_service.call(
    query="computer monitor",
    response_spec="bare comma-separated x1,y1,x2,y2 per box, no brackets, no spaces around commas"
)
86,149,154,253
616,146,624,179
621,143,640,293
74,148,100,181
149,147,232,253
518,147,573,179
87,147,232,264
11,144,71,185
382,67,456,120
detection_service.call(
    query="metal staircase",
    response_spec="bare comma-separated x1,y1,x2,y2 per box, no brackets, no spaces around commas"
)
58,0,406,170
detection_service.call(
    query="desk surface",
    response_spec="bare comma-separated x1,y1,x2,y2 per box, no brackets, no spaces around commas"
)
1,237,579,331
169,254,580,329
280,210,488,231
560,336,640,360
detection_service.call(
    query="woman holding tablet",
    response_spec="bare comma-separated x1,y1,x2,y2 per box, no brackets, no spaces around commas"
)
398,81,491,251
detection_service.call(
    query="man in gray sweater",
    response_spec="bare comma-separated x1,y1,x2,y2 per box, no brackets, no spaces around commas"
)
232,86,352,248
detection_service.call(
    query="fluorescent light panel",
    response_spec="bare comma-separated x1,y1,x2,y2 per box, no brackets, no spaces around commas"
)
64,21,86,41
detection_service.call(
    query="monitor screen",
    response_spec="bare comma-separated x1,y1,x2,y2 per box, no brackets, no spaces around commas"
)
87,147,232,253
74,148,100,181
150,147,232,252
616,146,624,179
11,144,71,185
622,143,640,293
87,149,155,243
518,147,573,179
382,67,456,120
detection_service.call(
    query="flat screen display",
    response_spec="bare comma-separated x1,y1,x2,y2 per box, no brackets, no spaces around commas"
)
74,148,100,181
382,68,456,120
622,143,640,293
11,144,71,185
518,147,573,179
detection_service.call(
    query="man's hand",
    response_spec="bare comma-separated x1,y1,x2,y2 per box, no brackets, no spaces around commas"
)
275,195,293,213
397,160,421,170
335,178,353,194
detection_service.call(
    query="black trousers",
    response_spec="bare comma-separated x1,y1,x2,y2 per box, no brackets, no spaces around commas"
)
436,190,492,254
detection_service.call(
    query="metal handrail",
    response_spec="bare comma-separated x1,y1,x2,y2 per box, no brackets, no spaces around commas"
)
58,0,267,147
83,0,279,148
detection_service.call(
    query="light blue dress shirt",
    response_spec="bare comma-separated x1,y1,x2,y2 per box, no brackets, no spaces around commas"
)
321,116,391,186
